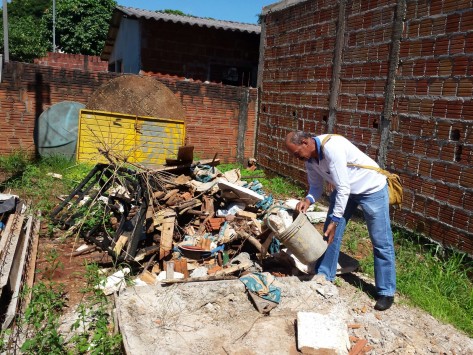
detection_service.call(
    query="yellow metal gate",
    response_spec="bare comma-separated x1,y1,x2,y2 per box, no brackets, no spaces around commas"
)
77,109,185,166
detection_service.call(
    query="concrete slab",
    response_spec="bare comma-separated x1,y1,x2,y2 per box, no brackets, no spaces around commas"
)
115,275,349,355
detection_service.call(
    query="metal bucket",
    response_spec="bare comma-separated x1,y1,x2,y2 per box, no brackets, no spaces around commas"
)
267,209,328,265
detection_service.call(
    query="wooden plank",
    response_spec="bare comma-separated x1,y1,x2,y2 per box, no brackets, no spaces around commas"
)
214,259,252,276
156,209,176,260
113,235,128,255
2,215,33,329
23,213,41,309
0,213,16,258
151,158,220,173
0,212,25,289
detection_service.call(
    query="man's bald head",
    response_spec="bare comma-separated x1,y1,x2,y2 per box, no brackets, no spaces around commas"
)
285,131,316,161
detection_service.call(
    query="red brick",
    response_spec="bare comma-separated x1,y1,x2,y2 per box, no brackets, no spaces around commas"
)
452,209,470,229
450,35,465,55
460,167,473,188
436,121,452,139
457,79,473,97
439,205,455,224
434,37,450,55
446,13,461,33
461,10,473,32
438,59,453,76
442,78,458,96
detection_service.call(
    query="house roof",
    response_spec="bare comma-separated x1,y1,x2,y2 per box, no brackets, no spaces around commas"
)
101,6,261,60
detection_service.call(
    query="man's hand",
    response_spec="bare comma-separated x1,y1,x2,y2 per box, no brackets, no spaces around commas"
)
324,221,337,244
296,198,311,213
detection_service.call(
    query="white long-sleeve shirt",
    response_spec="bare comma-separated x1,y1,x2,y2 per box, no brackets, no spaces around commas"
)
305,134,387,220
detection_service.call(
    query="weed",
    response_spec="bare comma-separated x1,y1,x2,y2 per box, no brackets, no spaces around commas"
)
393,230,473,336
0,149,32,174
0,153,92,212
44,248,64,280
20,282,67,354
341,220,370,256
69,262,122,354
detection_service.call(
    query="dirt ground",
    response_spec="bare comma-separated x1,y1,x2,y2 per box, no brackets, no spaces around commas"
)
35,227,473,355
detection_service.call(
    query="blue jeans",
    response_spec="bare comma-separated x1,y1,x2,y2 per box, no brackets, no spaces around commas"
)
315,185,396,297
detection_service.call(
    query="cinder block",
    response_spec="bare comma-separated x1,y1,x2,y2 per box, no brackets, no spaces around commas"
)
297,311,350,355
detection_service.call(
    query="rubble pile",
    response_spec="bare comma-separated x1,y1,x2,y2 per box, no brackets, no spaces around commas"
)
50,162,313,284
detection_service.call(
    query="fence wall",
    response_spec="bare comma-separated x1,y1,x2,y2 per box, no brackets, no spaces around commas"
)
0,62,257,163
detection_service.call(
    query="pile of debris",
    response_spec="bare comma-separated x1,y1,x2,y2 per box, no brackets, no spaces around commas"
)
50,161,325,286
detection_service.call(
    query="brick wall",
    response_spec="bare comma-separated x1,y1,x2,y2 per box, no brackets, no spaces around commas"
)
34,52,108,72
141,20,260,87
0,62,257,164
259,0,473,255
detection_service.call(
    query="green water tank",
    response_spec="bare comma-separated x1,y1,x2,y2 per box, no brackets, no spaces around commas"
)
36,101,85,160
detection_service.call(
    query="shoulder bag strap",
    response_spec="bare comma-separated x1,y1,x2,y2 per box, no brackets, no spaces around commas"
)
347,163,390,177
320,134,340,148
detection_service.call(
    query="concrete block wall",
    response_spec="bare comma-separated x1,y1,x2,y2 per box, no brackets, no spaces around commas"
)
0,62,256,164
258,0,473,254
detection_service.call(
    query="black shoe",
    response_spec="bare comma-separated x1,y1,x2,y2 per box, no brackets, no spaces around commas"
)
374,296,394,311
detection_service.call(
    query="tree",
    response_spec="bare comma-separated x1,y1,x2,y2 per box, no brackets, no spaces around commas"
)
7,0,50,19
0,0,50,62
5,15,48,62
0,0,117,62
43,0,116,55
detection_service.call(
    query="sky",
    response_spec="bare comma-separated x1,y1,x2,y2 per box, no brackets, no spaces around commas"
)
115,0,277,24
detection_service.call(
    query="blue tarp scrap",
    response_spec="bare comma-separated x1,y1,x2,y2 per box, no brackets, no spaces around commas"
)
191,164,215,183
268,236,281,254
255,194,273,210
244,179,265,195
239,272,281,303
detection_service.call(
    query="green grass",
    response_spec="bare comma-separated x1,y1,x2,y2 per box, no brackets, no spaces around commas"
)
0,152,93,212
394,231,473,336
6,259,122,354
0,152,121,353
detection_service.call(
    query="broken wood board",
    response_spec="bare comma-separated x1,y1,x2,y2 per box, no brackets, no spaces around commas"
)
23,212,41,309
153,209,176,260
2,215,35,329
113,235,128,255
0,212,26,290
152,158,220,173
